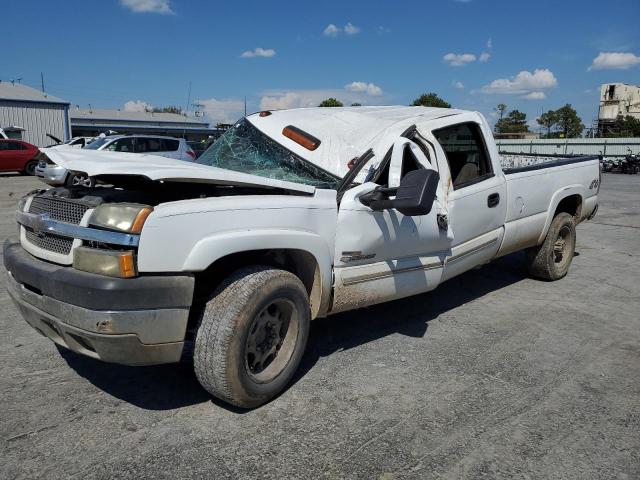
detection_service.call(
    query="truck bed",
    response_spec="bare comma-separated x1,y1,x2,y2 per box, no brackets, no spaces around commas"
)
500,153,600,174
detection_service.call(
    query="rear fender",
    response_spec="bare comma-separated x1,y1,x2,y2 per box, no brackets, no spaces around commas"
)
538,186,584,244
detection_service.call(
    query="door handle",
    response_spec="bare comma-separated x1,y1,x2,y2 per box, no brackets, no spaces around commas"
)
487,193,500,208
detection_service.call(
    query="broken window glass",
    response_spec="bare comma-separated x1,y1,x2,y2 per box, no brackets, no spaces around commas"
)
196,119,339,189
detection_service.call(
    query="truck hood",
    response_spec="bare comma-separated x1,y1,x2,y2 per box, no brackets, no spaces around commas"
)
44,149,316,194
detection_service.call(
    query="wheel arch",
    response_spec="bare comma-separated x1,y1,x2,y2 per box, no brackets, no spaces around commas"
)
538,188,584,244
185,229,333,320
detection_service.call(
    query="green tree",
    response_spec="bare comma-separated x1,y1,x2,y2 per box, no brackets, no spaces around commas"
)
537,110,559,137
495,103,507,121
411,92,451,108
153,106,184,115
495,109,530,134
554,104,584,138
318,98,343,107
351,102,362,107
609,115,640,137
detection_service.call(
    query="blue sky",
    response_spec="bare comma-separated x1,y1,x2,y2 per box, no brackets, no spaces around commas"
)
4,0,640,131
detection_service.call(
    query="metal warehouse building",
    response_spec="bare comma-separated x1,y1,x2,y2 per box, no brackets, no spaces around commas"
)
0,82,70,147
70,109,217,142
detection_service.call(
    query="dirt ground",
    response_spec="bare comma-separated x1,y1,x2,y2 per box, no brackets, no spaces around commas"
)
0,173,638,479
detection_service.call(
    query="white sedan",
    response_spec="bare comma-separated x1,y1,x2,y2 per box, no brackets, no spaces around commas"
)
36,134,196,186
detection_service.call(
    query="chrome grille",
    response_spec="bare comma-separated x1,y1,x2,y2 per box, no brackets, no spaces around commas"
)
24,195,90,256
29,196,89,225
25,229,74,255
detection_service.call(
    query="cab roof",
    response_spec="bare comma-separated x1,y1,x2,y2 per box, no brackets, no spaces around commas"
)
247,106,466,177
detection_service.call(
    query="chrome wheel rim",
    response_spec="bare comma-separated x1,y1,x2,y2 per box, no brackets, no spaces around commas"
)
71,174,92,187
244,299,298,383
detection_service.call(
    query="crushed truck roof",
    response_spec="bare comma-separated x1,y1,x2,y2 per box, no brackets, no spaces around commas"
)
247,106,465,177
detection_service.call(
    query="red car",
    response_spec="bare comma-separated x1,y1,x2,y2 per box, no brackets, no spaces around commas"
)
0,139,39,175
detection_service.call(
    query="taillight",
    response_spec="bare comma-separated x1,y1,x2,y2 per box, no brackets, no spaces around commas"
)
186,150,196,159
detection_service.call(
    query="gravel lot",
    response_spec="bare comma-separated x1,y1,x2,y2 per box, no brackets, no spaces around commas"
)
1,173,638,480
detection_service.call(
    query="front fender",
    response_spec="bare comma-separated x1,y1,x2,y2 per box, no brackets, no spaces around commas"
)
182,228,334,316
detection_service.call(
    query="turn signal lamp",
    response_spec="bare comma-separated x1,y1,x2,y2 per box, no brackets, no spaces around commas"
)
73,247,137,278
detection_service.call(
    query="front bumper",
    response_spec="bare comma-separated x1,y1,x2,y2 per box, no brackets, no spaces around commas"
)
38,164,68,185
4,238,195,366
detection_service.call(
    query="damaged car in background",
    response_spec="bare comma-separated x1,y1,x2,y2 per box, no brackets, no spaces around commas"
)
5,106,600,408
35,134,196,187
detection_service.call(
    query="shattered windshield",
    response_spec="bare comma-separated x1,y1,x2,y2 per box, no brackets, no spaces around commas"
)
196,119,339,189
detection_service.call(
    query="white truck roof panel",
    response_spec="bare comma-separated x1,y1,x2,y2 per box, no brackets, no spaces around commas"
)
247,106,465,177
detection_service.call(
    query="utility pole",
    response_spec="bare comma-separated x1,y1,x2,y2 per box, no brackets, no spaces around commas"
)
182,81,192,140
41,72,45,93
244,96,247,117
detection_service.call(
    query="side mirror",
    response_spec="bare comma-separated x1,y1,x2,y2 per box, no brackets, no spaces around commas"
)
360,169,439,216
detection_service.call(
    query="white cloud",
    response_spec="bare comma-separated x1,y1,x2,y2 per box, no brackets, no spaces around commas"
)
589,52,640,70
344,22,360,35
345,81,383,96
120,0,173,14
482,68,558,94
377,26,391,34
453,81,465,90
323,24,340,37
123,100,153,112
260,83,390,111
486,38,492,49
522,91,546,100
479,52,491,62
323,22,360,37
198,98,245,124
260,90,340,110
443,53,477,66
240,47,276,58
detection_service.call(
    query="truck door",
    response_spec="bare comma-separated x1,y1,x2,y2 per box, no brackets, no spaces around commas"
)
331,138,453,313
428,121,507,281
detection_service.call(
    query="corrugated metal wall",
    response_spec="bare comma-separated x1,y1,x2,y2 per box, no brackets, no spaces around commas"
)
0,101,69,147
496,138,640,159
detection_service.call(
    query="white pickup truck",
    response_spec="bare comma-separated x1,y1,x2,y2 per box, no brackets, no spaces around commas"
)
5,106,600,408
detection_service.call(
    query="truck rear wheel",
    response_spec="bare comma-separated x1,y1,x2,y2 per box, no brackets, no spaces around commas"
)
526,212,576,281
194,266,310,408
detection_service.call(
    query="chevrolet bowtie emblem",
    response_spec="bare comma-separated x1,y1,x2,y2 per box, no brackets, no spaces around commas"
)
31,214,50,236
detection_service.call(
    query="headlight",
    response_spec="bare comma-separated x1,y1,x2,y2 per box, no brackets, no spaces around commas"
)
73,247,136,278
89,204,153,234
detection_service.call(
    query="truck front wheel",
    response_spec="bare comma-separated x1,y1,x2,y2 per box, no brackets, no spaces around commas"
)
194,266,310,408
526,212,576,281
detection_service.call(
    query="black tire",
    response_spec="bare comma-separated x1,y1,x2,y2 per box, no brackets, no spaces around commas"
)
22,160,37,176
526,212,576,281
65,172,95,188
194,266,310,408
